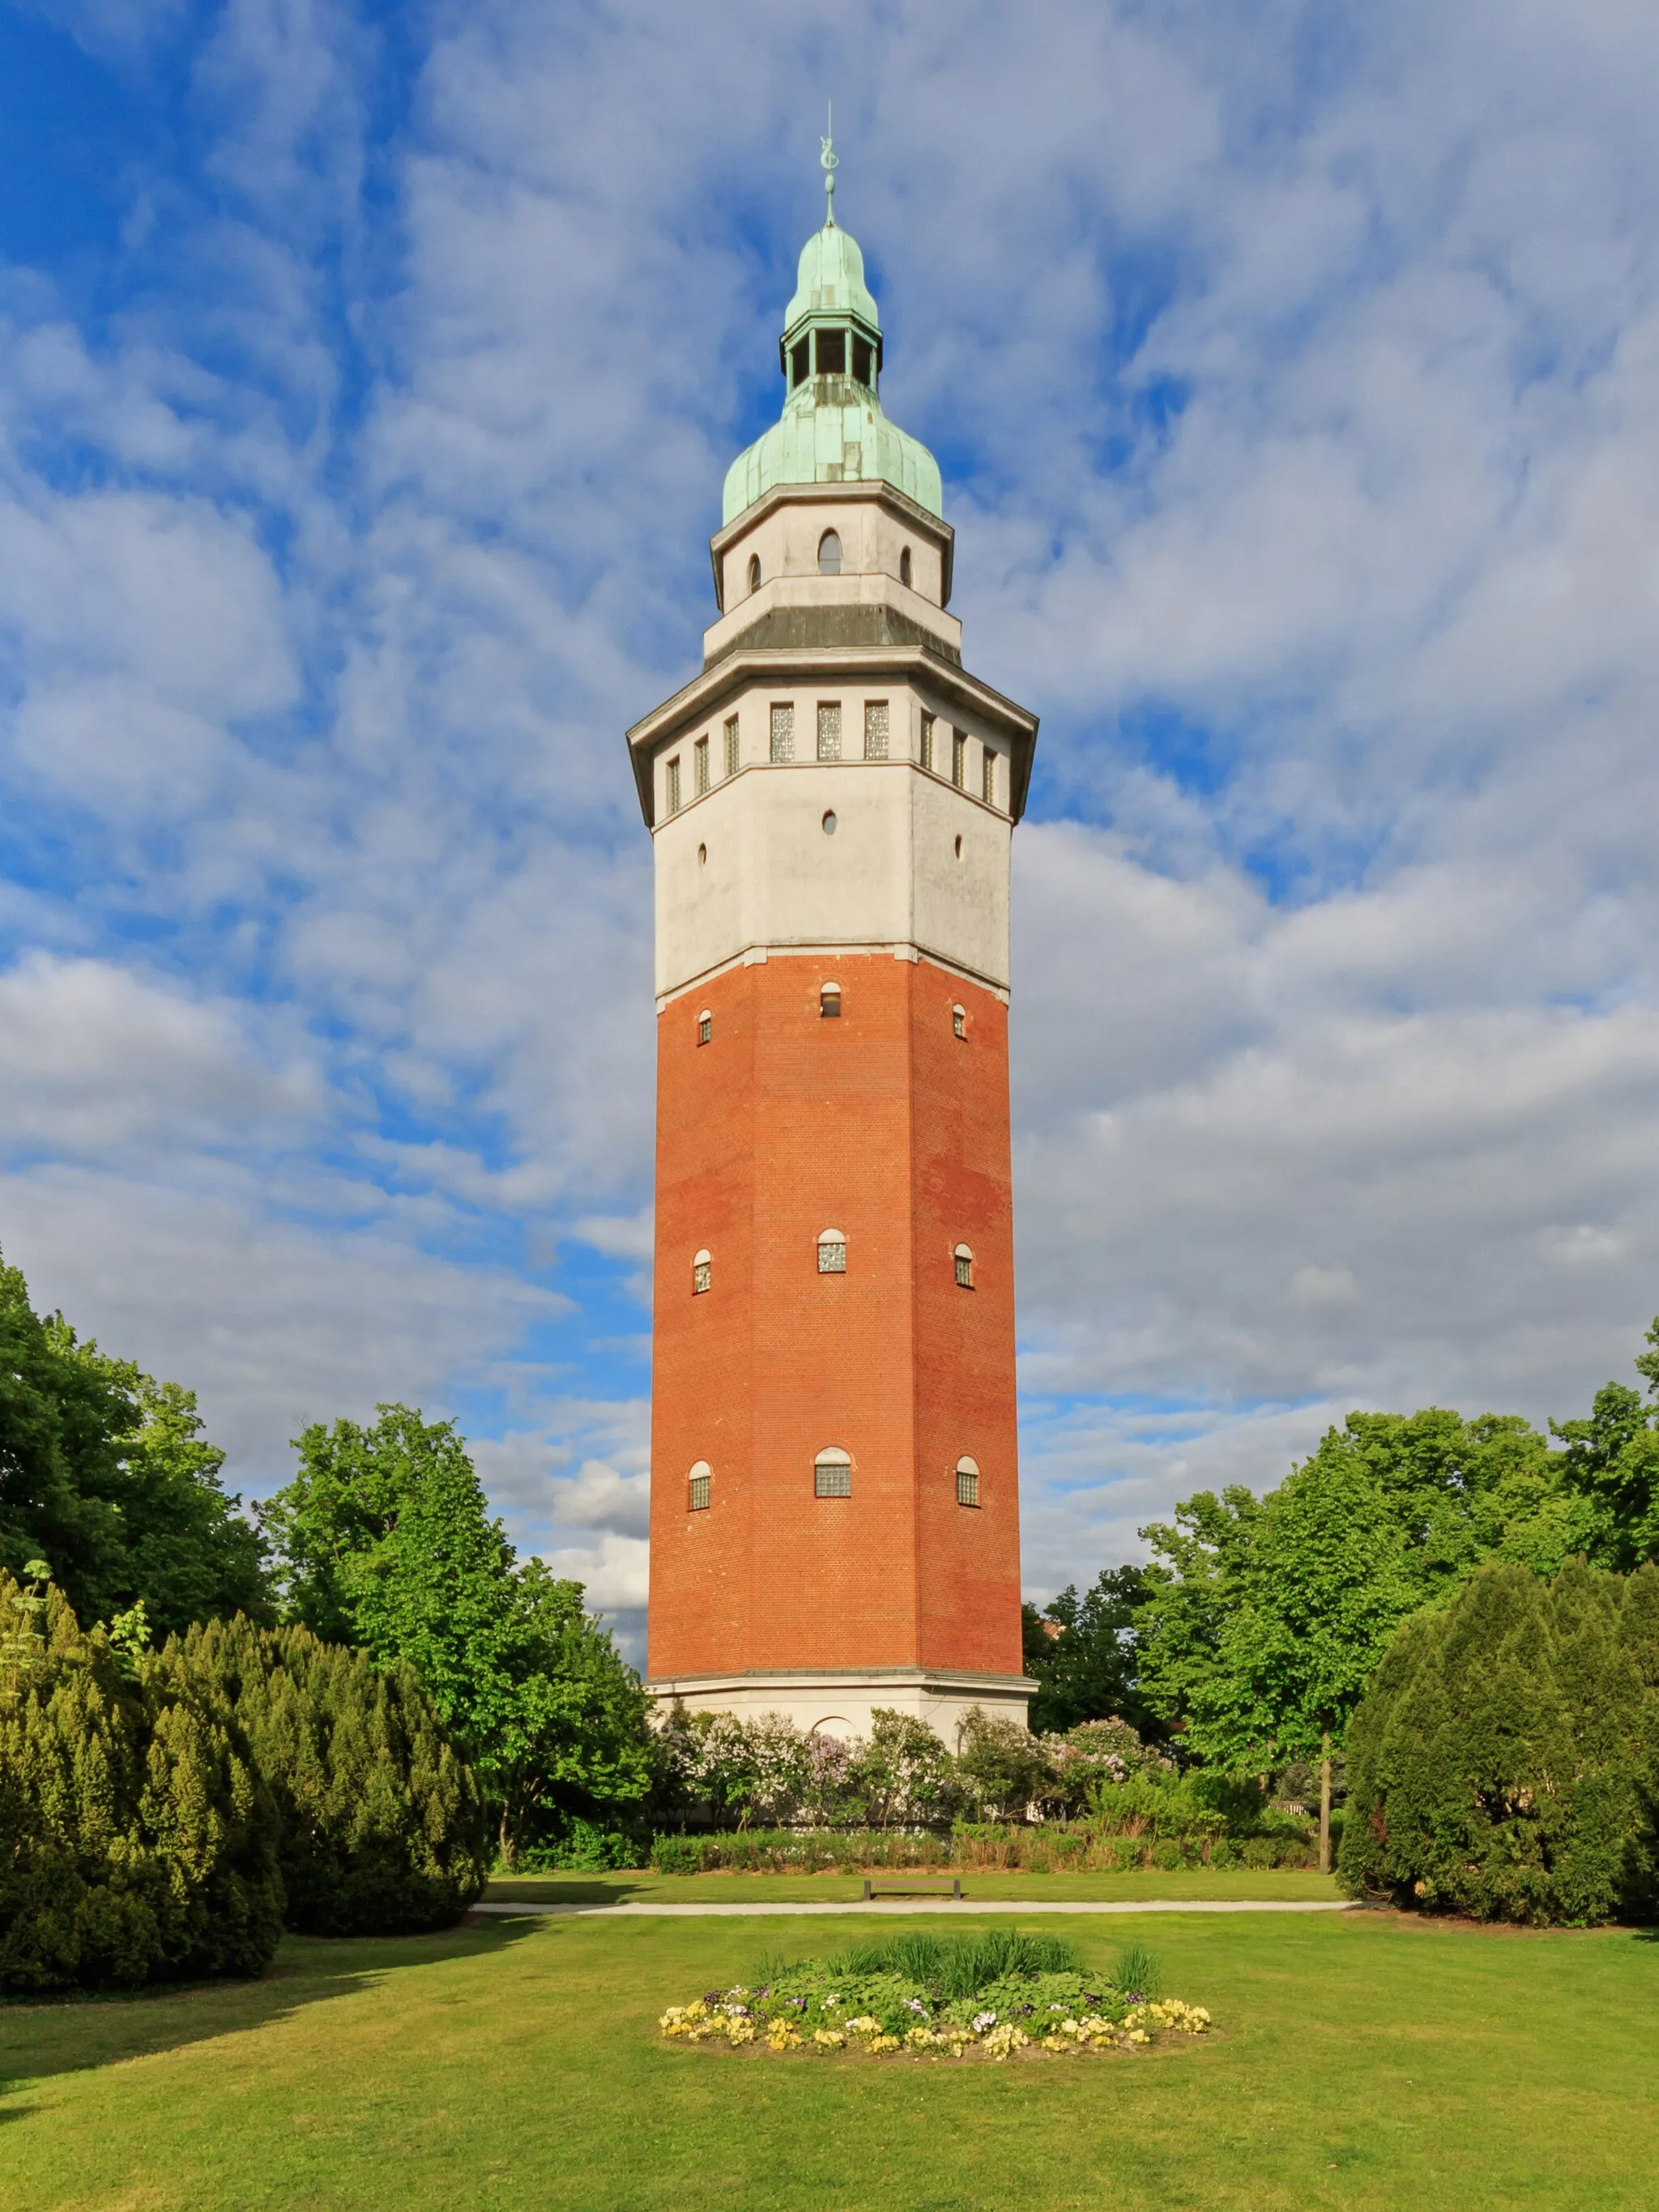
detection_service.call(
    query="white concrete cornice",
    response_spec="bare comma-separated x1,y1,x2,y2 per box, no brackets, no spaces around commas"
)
626,646,1039,826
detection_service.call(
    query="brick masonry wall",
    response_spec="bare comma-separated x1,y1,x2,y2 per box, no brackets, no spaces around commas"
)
648,951,1022,1681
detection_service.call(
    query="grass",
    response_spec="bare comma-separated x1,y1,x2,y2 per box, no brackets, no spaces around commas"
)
3,1909,1656,2210
483,1864,1344,1905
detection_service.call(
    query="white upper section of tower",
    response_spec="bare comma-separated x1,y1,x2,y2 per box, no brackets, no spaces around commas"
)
626,187,1038,1006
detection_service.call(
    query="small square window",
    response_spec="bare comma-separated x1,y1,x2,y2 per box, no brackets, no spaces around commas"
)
952,729,966,788
770,704,795,763
689,1473,711,1512
814,1460,852,1498
956,1467,980,1508
724,714,740,777
920,712,935,772
864,701,889,759
817,702,842,761
981,748,996,806
695,735,710,795
666,757,682,812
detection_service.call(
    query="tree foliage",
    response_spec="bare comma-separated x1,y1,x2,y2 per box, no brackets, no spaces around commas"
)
259,1404,652,1864
0,1253,269,1634
1138,1409,1575,1762
0,1567,284,1994
1552,1318,1659,1571
1340,1559,1659,1924
1021,1565,1158,1737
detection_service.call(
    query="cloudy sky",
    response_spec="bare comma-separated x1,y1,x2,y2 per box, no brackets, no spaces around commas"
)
3,0,1657,1657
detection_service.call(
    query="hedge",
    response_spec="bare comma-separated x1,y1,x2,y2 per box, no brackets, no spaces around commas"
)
646,1823,1317,1875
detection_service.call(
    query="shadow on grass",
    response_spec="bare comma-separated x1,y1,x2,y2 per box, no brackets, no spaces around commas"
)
483,1874,655,1906
0,1915,539,2108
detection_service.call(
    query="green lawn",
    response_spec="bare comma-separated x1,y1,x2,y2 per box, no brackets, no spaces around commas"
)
483,1865,1344,1905
3,1908,1654,2211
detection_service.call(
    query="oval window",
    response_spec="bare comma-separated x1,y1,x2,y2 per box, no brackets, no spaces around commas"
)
818,530,842,576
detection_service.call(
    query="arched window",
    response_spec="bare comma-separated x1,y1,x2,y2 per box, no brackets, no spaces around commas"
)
697,1009,712,1046
951,1003,967,1040
817,1228,847,1275
953,1243,975,1289
814,1447,852,1498
689,1461,712,1512
693,1248,712,1295
820,981,841,1019
747,552,761,593
899,547,913,588
955,1456,980,1508
818,529,842,576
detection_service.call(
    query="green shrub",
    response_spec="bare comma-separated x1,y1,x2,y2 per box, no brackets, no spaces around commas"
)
518,1818,638,1872
0,1571,284,1993
1340,1559,1659,1924
176,1615,487,1937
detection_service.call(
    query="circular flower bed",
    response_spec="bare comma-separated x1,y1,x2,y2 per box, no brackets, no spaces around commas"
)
658,1930,1211,2061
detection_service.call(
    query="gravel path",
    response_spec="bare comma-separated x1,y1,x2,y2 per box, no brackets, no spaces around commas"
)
471,1898,1355,1919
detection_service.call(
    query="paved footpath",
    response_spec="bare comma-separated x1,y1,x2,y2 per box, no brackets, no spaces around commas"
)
471,1898,1355,1919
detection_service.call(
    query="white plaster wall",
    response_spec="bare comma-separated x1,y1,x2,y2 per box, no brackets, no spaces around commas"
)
719,491,948,608
652,711,1011,1000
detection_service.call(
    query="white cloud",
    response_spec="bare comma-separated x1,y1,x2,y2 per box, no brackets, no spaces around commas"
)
5,0,1659,1624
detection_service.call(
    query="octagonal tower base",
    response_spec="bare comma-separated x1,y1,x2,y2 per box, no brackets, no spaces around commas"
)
646,1666,1035,1747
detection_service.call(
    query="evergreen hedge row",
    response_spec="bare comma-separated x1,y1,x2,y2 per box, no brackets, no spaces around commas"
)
1,1572,487,1993
1340,1559,1659,1924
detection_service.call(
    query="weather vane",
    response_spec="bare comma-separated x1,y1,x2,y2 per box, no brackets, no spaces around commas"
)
821,100,838,226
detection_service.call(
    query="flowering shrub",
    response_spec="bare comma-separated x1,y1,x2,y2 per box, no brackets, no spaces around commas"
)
657,1932,1212,2062
649,1704,1317,1863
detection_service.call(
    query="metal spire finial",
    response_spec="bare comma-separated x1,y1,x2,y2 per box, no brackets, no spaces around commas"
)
820,101,838,227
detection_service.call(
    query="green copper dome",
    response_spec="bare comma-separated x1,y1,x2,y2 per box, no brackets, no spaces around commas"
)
722,212,943,525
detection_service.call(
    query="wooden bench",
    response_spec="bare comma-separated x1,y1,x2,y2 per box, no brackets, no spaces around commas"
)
860,1877,964,1901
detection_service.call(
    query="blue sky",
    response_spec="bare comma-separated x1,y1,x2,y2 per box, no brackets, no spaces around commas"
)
4,0,1659,1658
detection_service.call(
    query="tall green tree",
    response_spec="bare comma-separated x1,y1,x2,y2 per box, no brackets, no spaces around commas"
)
259,1405,652,1864
1137,1408,1573,1869
0,1253,269,1633
1021,1565,1159,1737
1552,1317,1659,1571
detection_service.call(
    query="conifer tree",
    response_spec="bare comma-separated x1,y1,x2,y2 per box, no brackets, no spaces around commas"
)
0,1567,283,1993
177,1614,488,1935
1340,1559,1659,1924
